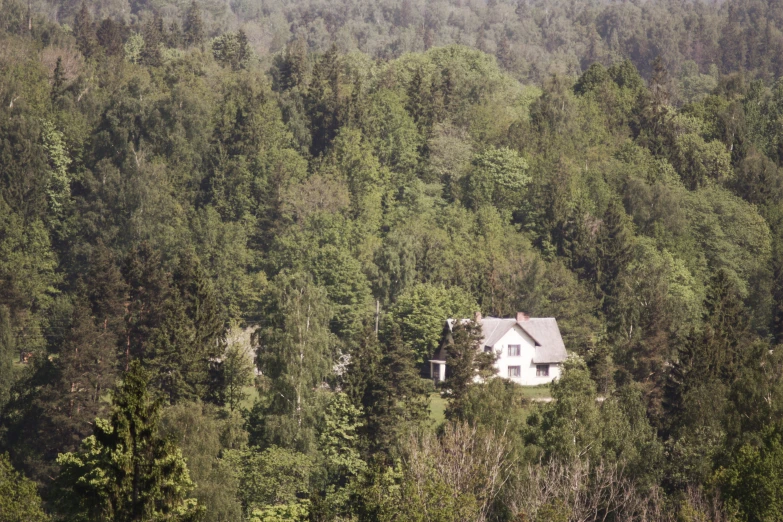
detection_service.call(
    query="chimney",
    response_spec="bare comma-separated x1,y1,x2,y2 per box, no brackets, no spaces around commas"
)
474,311,482,323
516,311,529,322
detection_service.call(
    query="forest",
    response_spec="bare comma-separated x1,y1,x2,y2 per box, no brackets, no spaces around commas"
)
3,0,783,520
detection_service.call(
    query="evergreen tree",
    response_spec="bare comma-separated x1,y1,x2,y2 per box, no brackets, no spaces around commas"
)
124,242,171,366
307,45,341,156
0,306,13,409
56,361,200,521
146,253,225,403
444,319,496,420
664,269,750,421
96,18,126,56
140,14,164,67
51,57,64,99
182,0,204,48
361,327,429,455
73,2,96,58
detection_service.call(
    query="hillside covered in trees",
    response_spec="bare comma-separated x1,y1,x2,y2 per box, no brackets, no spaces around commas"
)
4,0,783,520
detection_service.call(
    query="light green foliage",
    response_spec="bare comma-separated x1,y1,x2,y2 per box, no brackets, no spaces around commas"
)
717,429,783,522
160,402,245,522
225,445,312,519
56,362,200,522
319,392,366,476
534,355,601,461
40,120,72,218
124,33,144,64
254,272,334,451
463,146,530,211
388,282,478,363
0,453,48,522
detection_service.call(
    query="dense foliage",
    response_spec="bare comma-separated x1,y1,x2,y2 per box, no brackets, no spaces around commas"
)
4,0,783,520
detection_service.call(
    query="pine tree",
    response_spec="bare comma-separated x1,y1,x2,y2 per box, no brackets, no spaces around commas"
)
306,45,341,156
596,199,634,310
279,35,309,90
183,0,204,48
73,1,96,58
124,242,172,366
144,253,225,403
56,361,200,521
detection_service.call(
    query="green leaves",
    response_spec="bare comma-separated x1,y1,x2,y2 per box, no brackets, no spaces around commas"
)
56,362,200,522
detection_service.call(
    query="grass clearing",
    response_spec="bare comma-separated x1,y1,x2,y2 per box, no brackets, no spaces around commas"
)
518,384,551,400
429,392,447,426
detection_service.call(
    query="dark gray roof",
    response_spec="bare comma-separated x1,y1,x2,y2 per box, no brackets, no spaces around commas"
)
445,316,567,363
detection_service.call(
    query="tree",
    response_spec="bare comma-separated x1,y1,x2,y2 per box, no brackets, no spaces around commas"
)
387,283,478,364
0,453,48,522
160,402,246,522
51,57,64,98
253,272,334,451
56,361,200,522
96,18,127,56
224,445,312,519
462,146,530,212
0,306,14,409
73,2,96,58
218,341,255,411
351,326,429,456
444,319,496,420
182,1,204,48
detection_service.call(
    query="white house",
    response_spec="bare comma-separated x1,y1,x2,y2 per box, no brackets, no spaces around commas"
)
429,312,568,386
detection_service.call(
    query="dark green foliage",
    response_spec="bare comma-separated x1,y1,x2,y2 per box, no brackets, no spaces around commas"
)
0,453,48,522
182,1,204,48
73,2,96,58
0,307,14,409
444,320,497,420
5,3,783,519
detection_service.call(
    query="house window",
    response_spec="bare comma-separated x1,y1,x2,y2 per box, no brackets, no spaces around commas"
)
508,344,521,356
536,364,550,377
508,366,521,378
484,345,492,353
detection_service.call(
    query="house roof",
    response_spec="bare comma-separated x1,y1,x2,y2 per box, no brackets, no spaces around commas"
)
443,316,567,364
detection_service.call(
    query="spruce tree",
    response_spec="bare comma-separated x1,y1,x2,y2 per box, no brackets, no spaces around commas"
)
362,326,429,455
183,0,204,48
0,306,14,409
664,269,750,420
56,361,200,521
444,319,495,420
51,57,64,99
96,17,125,56
73,2,96,58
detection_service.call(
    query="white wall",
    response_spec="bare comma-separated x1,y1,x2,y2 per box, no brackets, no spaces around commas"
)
491,325,561,386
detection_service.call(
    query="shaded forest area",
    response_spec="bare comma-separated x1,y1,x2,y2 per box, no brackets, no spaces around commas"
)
4,0,783,520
